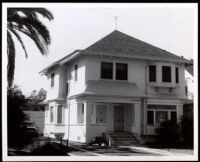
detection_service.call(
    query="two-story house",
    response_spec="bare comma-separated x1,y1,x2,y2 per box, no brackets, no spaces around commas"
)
40,30,190,144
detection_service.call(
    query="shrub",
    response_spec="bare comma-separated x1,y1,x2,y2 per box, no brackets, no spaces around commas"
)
31,142,68,155
180,115,193,147
88,136,107,146
155,120,181,145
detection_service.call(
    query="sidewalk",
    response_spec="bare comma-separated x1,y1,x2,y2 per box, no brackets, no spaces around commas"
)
67,142,194,156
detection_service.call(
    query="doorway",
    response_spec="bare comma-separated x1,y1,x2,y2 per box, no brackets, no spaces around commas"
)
114,105,124,131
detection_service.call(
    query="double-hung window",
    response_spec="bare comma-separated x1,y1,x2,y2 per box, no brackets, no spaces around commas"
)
51,73,54,87
149,65,156,82
176,67,179,83
50,106,54,123
77,103,84,123
57,105,63,124
116,63,128,80
162,66,171,82
74,64,78,81
101,62,113,79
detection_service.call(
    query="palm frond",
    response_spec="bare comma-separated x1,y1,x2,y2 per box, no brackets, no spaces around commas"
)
7,31,16,88
8,27,28,58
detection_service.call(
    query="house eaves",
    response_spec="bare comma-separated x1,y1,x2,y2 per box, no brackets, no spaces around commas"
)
39,50,82,75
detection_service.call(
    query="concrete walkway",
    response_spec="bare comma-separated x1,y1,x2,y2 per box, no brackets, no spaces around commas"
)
67,142,193,156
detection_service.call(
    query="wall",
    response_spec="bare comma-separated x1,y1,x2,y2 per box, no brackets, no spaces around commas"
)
85,55,187,99
24,111,44,134
67,56,86,98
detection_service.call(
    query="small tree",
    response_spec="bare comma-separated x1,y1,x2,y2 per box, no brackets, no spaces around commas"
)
7,85,29,147
180,115,193,147
155,120,181,145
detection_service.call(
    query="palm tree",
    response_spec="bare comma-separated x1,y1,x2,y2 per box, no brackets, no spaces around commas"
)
7,8,54,88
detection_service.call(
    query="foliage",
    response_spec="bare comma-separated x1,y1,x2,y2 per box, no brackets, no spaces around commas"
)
7,8,54,88
23,88,47,111
7,85,31,147
155,120,181,145
30,142,68,155
180,115,193,147
88,136,107,146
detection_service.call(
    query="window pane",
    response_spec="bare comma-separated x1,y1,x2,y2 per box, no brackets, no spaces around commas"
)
50,106,54,123
176,67,179,83
162,66,171,82
147,111,154,125
57,105,63,124
77,103,84,123
156,111,168,124
96,105,107,123
101,62,113,79
149,65,156,82
51,73,54,87
171,111,177,123
75,65,78,81
116,63,128,80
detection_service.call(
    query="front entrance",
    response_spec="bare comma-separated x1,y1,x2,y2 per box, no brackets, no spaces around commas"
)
114,105,124,131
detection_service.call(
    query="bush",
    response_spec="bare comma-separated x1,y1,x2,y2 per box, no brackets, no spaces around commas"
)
31,142,68,155
88,136,107,146
155,120,181,145
180,115,193,147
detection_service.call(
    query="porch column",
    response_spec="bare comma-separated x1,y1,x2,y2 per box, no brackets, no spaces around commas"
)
134,101,141,136
176,104,183,123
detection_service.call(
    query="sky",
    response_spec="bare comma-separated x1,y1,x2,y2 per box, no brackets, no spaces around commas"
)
7,3,196,96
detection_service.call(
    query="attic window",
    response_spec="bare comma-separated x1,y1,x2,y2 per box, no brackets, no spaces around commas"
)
101,62,113,79
75,64,78,81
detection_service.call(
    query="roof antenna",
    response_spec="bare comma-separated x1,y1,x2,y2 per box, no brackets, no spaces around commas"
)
115,16,118,30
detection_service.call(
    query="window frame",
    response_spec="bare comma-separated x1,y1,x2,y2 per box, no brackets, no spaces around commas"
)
147,105,177,125
51,73,54,87
149,65,156,82
162,66,171,83
77,103,84,124
176,67,179,83
50,106,54,123
57,105,63,124
100,62,113,80
74,64,78,81
115,63,128,80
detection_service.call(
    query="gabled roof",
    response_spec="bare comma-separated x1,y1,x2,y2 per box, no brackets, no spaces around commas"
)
40,30,190,74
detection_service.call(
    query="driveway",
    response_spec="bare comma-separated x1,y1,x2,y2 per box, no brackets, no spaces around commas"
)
67,142,194,156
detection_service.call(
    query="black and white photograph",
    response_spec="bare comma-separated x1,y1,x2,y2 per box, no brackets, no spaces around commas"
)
2,2,198,161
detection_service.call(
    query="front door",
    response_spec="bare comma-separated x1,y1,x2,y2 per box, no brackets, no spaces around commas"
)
114,105,124,131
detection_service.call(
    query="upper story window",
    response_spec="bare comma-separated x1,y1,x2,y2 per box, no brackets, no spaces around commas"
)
176,67,179,83
116,63,128,80
101,62,113,79
74,64,78,81
149,65,156,82
162,66,171,82
57,105,63,124
66,82,68,96
51,73,54,87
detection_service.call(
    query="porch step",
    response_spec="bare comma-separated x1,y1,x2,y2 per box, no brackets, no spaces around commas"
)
104,132,140,146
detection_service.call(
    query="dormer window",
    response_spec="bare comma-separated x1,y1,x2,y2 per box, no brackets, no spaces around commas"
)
149,65,156,82
162,66,171,82
101,62,113,79
51,73,54,87
116,63,128,80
